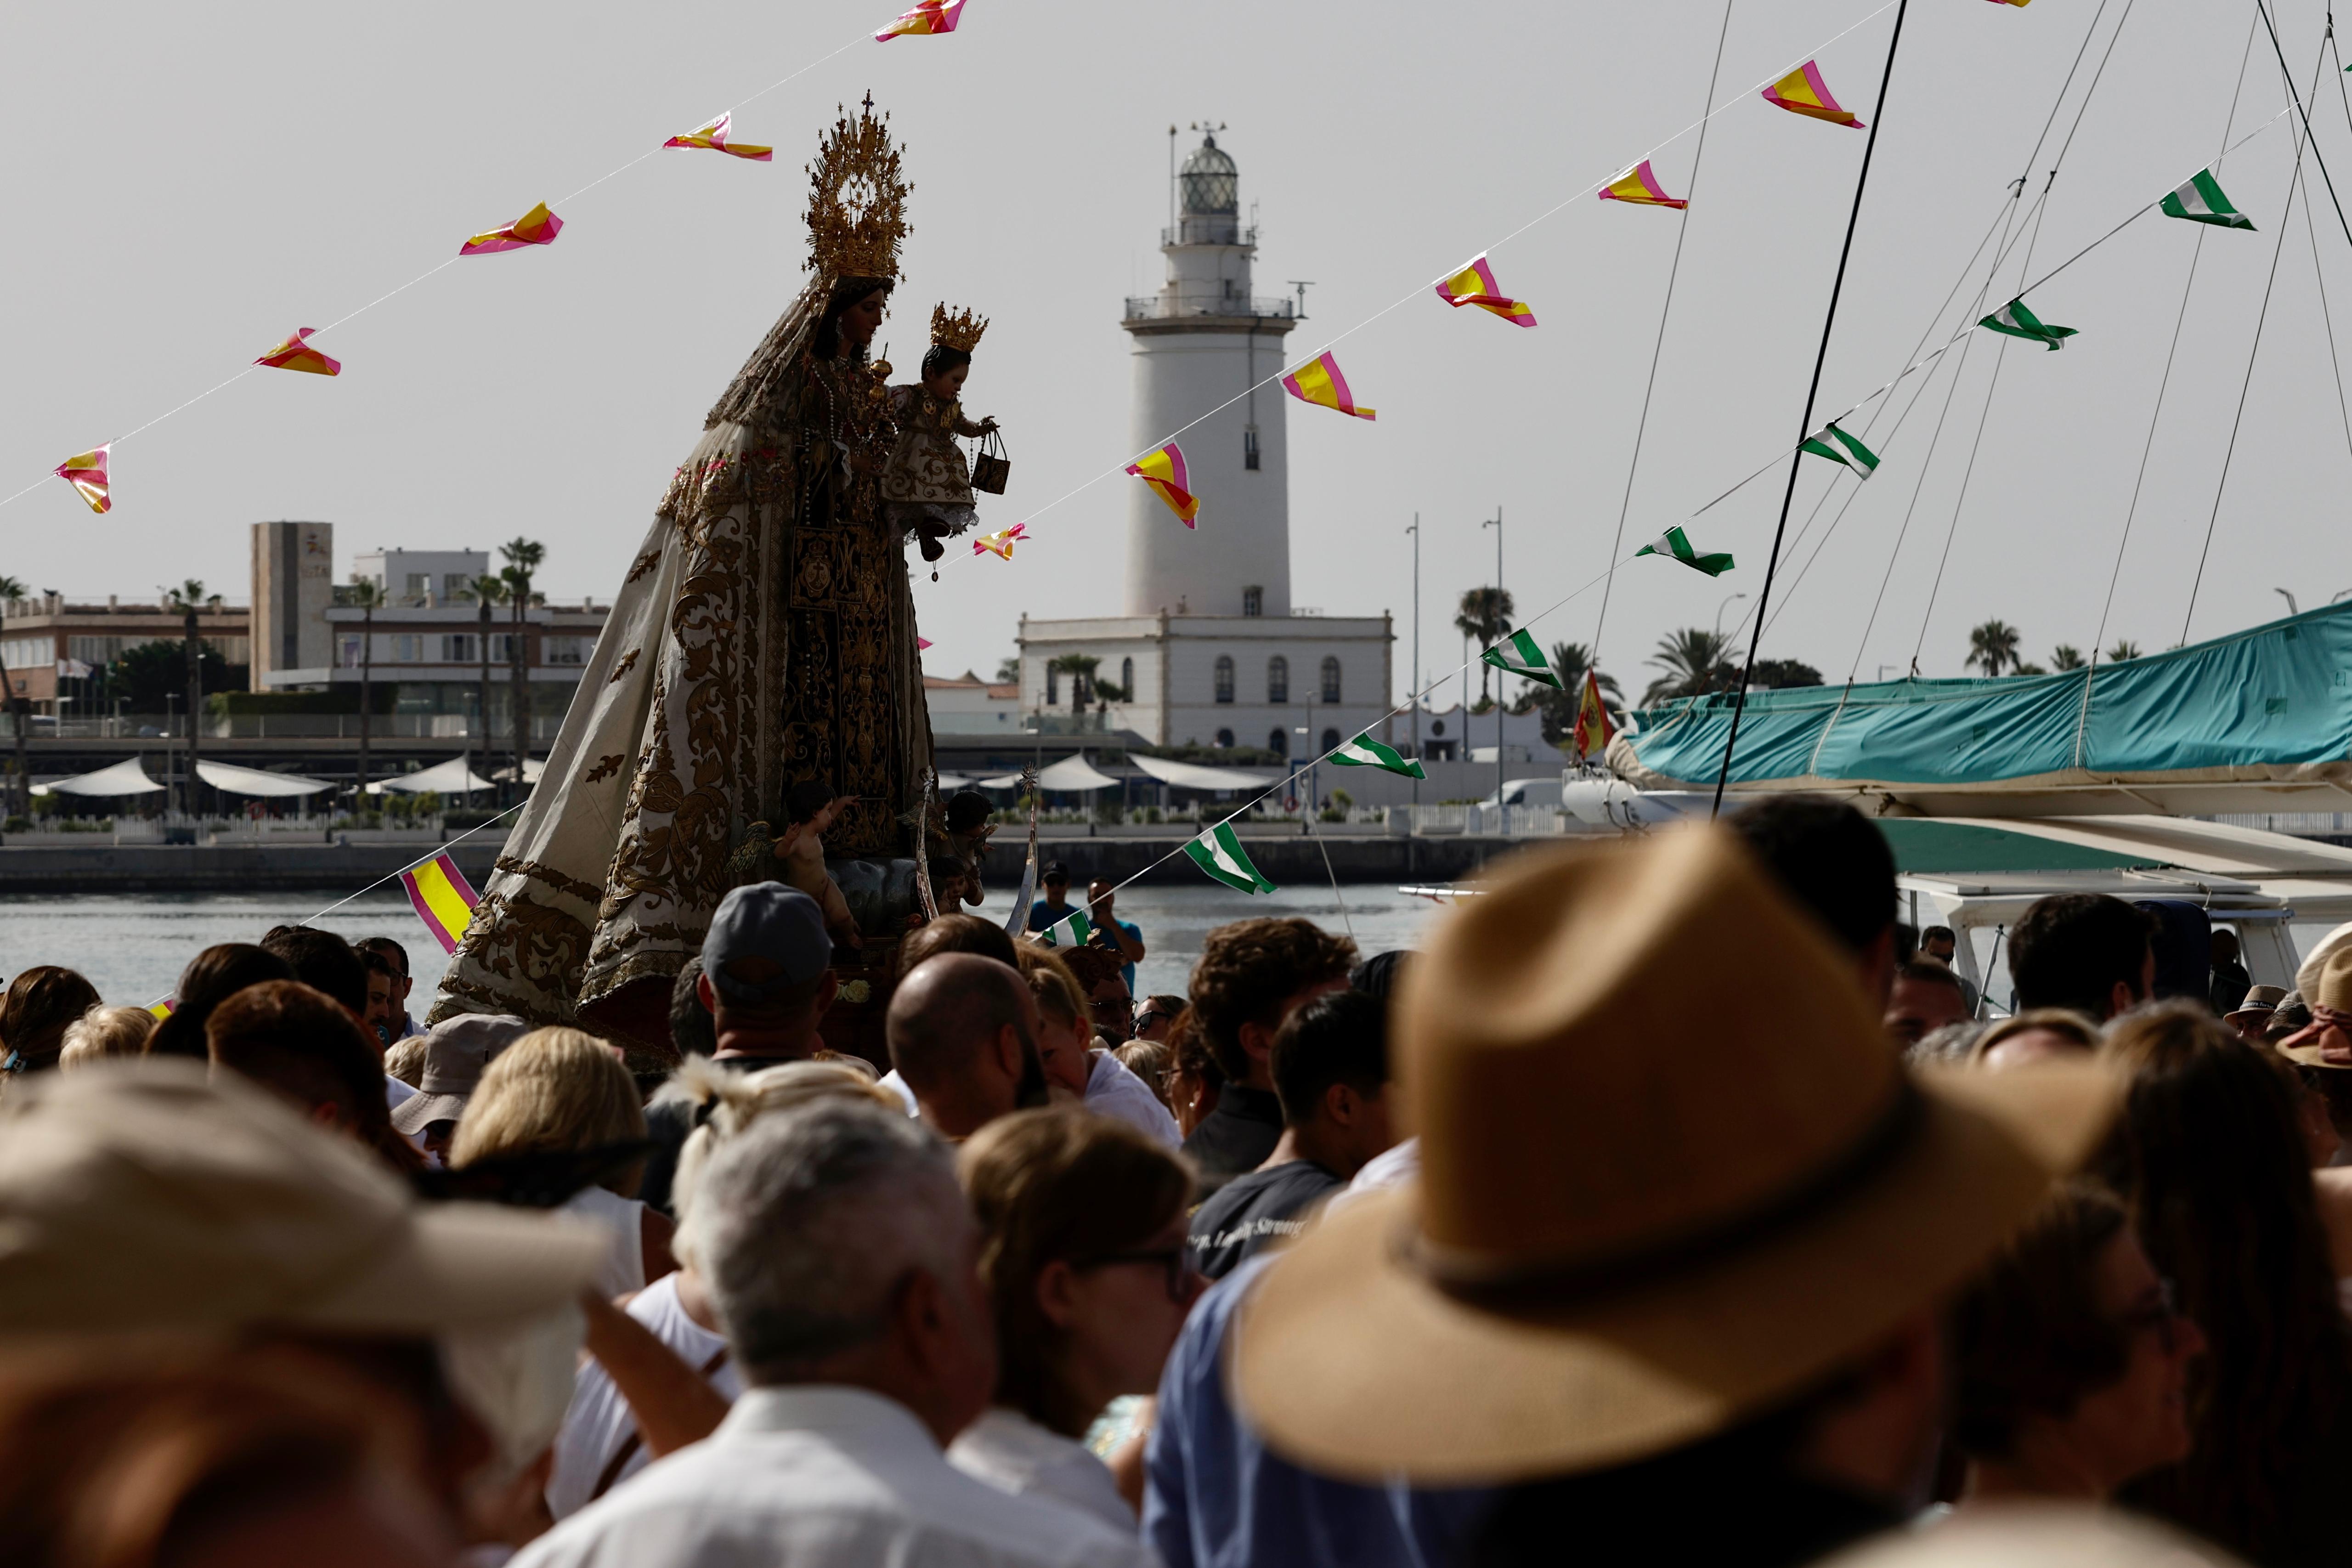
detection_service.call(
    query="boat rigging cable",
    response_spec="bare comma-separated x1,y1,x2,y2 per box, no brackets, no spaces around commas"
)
1709,0,1913,817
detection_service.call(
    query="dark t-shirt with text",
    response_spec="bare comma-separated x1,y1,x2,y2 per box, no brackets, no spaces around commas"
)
1187,1160,1344,1280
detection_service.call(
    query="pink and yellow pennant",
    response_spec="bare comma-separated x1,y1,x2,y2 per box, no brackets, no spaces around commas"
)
400,852,481,956
1763,60,1863,128
1433,255,1538,328
918,635,934,650
146,996,177,1020
1282,352,1376,420
1599,160,1689,210
459,201,564,256
664,112,773,161
55,445,110,514
254,327,341,377
876,0,965,40
1125,442,1200,527
973,523,1025,559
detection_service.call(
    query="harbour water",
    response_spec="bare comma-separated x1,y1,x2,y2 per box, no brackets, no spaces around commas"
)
0,884,1451,1009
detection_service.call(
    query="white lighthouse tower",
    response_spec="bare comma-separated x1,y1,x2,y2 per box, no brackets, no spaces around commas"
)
1016,129,1393,767
1121,132,1299,618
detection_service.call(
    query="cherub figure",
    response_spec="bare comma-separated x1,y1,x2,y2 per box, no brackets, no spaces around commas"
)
775,780,862,949
881,303,999,566
942,789,996,910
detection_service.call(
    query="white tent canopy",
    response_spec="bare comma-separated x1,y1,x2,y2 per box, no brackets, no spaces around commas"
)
197,760,333,798
370,756,499,795
975,754,1121,792
36,758,166,797
1127,754,1283,792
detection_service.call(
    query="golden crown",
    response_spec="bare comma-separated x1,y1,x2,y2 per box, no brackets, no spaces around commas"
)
931,303,988,354
805,98,911,282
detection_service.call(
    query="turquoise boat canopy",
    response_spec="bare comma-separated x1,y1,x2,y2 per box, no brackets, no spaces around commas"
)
1610,603,2352,817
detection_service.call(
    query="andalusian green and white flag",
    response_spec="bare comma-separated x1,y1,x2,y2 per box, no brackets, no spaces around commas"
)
2159,167,2254,230
1636,526,1736,577
1978,297,2077,351
1481,627,1562,689
1799,421,1880,479
1038,908,1094,947
1185,822,1277,894
1330,730,1426,779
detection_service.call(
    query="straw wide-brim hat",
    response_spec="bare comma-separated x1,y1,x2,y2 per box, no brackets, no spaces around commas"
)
1235,824,2117,1485
2278,950,2352,1069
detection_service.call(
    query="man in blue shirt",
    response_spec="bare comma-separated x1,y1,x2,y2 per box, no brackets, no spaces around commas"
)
1025,864,1146,995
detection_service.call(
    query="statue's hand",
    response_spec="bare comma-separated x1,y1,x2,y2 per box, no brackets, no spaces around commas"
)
978,416,1000,434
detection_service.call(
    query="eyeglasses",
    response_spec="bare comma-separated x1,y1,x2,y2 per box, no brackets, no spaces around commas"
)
2119,1276,2186,1353
1076,1246,1199,1303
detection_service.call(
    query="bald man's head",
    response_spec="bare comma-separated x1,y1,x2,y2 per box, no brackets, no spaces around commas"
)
886,954,1046,1138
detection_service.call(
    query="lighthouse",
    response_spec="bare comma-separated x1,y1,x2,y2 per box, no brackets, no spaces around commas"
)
1015,128,1392,768
1121,131,1300,618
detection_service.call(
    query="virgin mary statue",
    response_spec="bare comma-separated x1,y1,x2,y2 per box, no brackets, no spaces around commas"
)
430,102,932,1045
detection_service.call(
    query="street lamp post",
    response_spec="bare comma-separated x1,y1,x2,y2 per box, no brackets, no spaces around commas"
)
1481,507,1503,830
1406,514,1420,810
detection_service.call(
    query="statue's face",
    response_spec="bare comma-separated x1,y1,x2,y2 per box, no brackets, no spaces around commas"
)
840,289,888,348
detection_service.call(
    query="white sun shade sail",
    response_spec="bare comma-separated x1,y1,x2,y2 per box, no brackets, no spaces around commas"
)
196,760,334,798
1034,755,1119,792
1126,753,1284,791
372,756,500,794
36,758,167,797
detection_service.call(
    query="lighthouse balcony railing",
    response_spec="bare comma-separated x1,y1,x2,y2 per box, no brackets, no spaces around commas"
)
1160,222,1259,248
1123,295,1299,323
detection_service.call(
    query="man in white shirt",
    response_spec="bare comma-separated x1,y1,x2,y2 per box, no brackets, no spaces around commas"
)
514,1098,1155,1568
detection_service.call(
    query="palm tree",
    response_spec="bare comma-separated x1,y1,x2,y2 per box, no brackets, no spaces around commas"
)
1643,628,1733,708
2105,640,2142,662
498,538,546,801
1966,620,2021,677
2050,645,2086,671
465,574,508,787
345,578,386,799
0,575,25,816
161,581,220,816
1046,653,1100,715
1454,587,1515,703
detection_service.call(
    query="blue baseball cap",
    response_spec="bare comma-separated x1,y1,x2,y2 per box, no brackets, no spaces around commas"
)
701,883,833,1002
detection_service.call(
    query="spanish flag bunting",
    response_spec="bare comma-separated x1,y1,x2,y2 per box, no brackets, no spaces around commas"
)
974,523,1025,559
1282,352,1376,420
1763,61,1864,128
1572,670,1616,761
876,0,964,40
1598,160,1688,210
1433,255,1538,328
55,445,110,514
918,636,933,650
664,112,773,162
459,201,563,256
254,327,341,377
1125,442,1200,527
147,996,177,1020
1986,0,2030,7
400,852,482,956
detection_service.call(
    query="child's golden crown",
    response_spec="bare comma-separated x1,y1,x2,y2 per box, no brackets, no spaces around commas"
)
930,303,989,354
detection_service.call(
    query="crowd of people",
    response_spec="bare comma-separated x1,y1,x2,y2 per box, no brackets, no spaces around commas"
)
6,794,2352,1567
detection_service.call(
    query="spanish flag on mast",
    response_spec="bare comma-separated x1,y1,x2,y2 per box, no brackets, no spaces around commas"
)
1572,670,1616,762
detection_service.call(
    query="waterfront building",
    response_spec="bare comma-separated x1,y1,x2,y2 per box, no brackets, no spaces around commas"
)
0,593,250,716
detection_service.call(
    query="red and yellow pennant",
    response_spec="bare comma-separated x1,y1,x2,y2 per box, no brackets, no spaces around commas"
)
876,0,964,40
459,201,564,256
1125,442,1200,527
1282,351,1376,420
55,445,110,514
973,522,1026,559
1433,255,1537,328
1763,60,1863,128
1598,159,1688,210
147,996,177,1020
664,112,773,161
254,327,341,377
401,852,482,955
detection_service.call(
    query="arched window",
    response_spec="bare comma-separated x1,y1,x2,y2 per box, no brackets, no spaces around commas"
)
1216,728,1235,748
1320,656,1342,703
1214,656,1234,704
1046,665,1058,705
1267,656,1289,704
1269,728,1289,756
1320,727,1341,754
1120,657,1134,700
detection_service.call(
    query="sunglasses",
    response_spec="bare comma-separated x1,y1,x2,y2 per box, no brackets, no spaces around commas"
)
1076,1245,1200,1303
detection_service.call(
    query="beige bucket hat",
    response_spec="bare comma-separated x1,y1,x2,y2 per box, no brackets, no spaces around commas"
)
2278,948,2352,1068
0,1057,605,1336
1234,824,2116,1485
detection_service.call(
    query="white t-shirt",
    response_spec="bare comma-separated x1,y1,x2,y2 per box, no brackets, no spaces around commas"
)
948,1406,1136,1534
544,1272,743,1519
1082,1053,1180,1149
562,1184,649,1301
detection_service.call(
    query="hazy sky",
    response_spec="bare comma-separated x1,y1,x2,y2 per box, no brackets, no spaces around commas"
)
7,0,2352,708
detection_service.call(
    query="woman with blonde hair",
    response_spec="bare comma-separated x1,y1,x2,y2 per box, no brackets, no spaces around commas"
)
56,1005,155,1070
1014,943,1179,1147
543,1058,895,1518
451,1027,673,1298
951,1106,1203,1525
